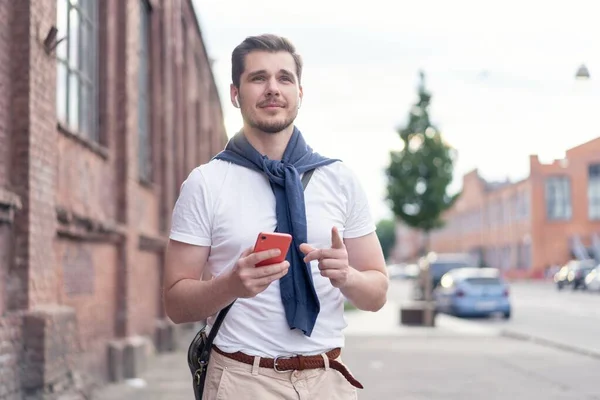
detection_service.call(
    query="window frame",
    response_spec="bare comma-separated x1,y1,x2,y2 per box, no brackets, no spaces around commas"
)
545,176,572,221
588,164,600,220
138,0,153,183
56,0,99,142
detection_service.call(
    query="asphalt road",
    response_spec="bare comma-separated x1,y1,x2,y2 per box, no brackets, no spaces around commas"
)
388,278,600,357
93,328,600,400
342,335,600,400
93,280,600,400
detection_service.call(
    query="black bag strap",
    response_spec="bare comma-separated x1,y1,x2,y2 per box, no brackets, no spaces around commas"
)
205,168,316,342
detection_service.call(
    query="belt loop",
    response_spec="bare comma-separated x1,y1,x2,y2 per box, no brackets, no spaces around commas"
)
320,353,330,371
252,356,261,376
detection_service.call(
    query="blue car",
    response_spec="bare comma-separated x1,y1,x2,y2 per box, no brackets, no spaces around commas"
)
433,268,511,319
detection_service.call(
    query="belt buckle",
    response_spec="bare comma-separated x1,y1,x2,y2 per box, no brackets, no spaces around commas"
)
273,355,292,373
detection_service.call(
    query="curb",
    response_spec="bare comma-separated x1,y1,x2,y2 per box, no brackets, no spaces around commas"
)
500,329,600,360
434,314,499,336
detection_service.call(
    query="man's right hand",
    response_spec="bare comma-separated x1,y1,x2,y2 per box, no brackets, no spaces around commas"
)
226,247,290,298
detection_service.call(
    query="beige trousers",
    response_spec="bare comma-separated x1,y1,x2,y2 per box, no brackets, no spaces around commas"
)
202,348,359,400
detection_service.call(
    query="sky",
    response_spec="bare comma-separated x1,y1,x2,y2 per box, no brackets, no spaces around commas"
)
191,0,600,222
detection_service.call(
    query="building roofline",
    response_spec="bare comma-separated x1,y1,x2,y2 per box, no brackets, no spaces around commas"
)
187,0,224,116
566,136,600,156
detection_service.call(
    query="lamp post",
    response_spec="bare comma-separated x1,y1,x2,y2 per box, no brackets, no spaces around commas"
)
575,64,591,80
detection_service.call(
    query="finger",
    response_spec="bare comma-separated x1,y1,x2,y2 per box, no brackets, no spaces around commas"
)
255,263,290,287
303,248,323,263
299,243,315,255
304,248,344,263
320,269,343,280
318,259,346,271
240,247,254,258
254,261,289,277
243,248,282,267
331,226,344,249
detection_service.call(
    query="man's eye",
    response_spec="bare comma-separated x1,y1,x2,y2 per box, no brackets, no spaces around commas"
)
280,76,292,82
252,76,265,81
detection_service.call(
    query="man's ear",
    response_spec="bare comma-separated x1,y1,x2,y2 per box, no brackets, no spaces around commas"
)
298,86,304,109
230,84,240,108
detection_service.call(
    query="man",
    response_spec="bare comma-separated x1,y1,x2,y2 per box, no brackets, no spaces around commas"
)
164,34,388,400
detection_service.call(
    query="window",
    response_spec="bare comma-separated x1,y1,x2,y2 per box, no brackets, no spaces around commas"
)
588,164,600,220
516,242,531,269
499,245,511,270
56,0,98,141
517,189,530,220
138,0,152,182
545,177,572,220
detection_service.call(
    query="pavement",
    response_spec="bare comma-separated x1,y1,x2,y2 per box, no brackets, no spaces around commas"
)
90,296,600,400
473,281,600,359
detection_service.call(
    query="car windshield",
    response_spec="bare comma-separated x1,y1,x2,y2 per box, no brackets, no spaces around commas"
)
463,277,502,285
430,262,468,276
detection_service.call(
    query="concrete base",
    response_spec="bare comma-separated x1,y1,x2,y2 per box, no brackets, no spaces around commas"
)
155,319,180,353
123,336,151,379
107,335,152,382
21,306,82,399
107,341,125,382
399,302,436,327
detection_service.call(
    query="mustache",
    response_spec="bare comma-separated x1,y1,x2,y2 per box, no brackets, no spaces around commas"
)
258,100,286,108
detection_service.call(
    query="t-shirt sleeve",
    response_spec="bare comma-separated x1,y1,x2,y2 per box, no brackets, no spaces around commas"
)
343,167,377,239
169,167,212,246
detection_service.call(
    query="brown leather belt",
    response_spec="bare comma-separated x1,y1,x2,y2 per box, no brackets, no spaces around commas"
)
212,346,363,389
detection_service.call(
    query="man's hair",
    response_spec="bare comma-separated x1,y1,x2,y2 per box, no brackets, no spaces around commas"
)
231,34,303,88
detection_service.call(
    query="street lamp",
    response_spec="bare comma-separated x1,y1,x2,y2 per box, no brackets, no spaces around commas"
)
575,64,591,80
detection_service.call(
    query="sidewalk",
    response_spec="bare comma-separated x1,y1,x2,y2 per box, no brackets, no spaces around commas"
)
343,300,497,337
90,301,496,400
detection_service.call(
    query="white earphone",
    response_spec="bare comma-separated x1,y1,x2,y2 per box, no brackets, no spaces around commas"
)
298,97,302,109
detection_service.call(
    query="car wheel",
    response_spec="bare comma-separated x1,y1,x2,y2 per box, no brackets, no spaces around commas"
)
503,311,511,320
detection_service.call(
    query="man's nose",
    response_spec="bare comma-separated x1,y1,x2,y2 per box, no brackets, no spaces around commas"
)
265,77,281,96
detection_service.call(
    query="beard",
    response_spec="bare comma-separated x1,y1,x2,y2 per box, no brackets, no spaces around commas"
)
244,108,298,134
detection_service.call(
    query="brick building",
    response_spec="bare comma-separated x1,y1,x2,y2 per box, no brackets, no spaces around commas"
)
0,0,226,398
393,137,600,278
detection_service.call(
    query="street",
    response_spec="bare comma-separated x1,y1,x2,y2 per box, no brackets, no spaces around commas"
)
342,335,600,400
391,279,600,358
466,281,600,356
92,279,600,400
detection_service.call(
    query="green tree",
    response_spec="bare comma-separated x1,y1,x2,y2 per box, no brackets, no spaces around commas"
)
375,219,396,261
386,70,460,253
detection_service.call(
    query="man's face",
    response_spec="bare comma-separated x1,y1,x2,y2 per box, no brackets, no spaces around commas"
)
232,51,302,134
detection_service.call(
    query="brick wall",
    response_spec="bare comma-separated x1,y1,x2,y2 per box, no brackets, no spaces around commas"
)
0,0,226,397
426,137,600,277
0,1,10,188
0,2,20,396
1,1,29,397
0,312,23,400
529,139,600,271
55,241,119,381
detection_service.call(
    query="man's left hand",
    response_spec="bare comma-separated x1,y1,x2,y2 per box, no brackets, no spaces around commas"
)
299,226,353,289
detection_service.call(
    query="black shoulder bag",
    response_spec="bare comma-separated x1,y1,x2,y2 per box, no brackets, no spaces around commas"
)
187,168,316,400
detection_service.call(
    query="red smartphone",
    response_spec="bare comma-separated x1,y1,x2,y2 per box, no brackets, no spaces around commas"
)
253,232,293,267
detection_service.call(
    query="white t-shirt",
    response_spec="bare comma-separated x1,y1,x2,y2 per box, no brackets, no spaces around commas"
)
169,159,375,357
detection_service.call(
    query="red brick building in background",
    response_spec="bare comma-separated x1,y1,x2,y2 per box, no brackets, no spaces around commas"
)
392,137,600,278
0,1,226,398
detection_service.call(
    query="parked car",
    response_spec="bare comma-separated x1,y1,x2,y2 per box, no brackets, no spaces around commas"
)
387,263,420,280
404,263,420,279
554,259,596,290
413,252,475,300
387,263,407,280
433,267,511,319
584,266,600,292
